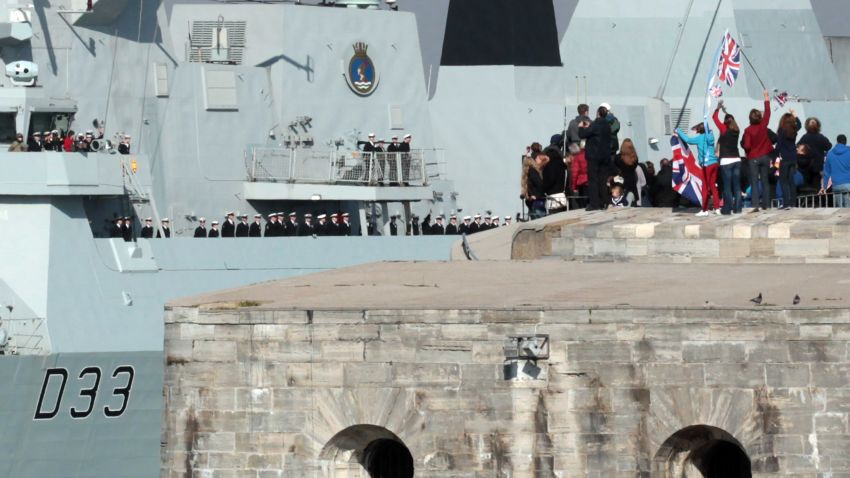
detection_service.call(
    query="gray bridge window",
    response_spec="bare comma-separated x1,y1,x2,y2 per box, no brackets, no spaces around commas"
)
0,113,16,143
203,69,238,111
154,63,169,97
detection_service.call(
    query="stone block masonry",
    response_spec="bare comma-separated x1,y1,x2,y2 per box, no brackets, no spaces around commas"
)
162,303,850,477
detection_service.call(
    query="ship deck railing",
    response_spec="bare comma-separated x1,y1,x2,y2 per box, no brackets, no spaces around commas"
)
246,147,442,187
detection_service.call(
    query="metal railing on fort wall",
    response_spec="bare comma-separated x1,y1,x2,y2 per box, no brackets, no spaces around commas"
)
246,147,439,186
771,192,850,209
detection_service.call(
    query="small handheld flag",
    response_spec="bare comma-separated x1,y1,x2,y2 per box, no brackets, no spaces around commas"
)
774,90,789,107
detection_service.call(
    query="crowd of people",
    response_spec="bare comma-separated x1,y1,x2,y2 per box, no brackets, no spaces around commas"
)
522,95,850,215
107,209,512,240
9,130,131,154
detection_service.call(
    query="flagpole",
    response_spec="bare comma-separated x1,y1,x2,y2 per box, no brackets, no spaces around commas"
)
703,29,727,132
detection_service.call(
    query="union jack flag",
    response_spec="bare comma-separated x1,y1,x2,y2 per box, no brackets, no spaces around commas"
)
671,136,704,207
774,90,789,107
717,32,741,87
709,86,723,98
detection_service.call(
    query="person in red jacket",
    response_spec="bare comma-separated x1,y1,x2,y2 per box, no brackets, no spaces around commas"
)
742,90,773,211
63,130,75,152
568,142,589,209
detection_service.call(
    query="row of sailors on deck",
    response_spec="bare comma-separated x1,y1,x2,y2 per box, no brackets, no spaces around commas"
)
10,131,131,154
411,213,512,235
111,212,355,239
358,133,412,153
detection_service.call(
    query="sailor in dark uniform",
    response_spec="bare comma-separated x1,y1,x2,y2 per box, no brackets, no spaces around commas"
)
268,212,282,236
389,215,398,236
249,214,262,237
445,215,459,235
357,133,378,153
340,213,351,236
221,212,236,238
298,214,314,236
264,213,276,237
156,218,171,238
140,217,154,238
460,216,471,235
431,215,446,235
409,214,420,236
118,135,131,155
504,216,512,226
236,214,249,237
110,217,124,238
315,214,328,236
420,212,431,236
469,214,481,234
194,218,207,238
285,212,298,236
329,213,341,236
27,132,42,152
386,135,401,153
122,216,133,241
490,216,500,229
208,220,220,238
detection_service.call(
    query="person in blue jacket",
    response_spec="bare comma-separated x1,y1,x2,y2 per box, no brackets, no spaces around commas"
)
677,122,720,216
822,134,850,207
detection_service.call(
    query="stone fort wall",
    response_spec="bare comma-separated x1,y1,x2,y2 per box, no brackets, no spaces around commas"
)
161,304,850,477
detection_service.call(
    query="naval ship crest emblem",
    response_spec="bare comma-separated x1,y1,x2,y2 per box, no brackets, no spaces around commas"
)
347,42,378,96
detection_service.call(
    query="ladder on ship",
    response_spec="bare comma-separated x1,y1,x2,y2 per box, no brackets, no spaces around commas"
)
121,159,165,238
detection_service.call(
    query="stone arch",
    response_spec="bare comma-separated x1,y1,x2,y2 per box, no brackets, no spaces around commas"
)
653,425,751,478
319,424,414,478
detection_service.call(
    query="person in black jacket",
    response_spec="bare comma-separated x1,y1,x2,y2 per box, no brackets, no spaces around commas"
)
525,154,547,218
775,110,802,209
298,214,315,236
194,218,207,238
431,216,446,235
797,117,832,191
122,216,133,242
140,218,155,238
358,133,378,153
420,213,432,235
340,213,352,236
652,159,678,208
249,215,262,237
208,221,220,238
156,218,171,238
578,105,613,210
264,213,275,237
221,212,236,237
27,132,42,152
446,215,459,235
285,213,298,236
235,215,250,237
543,135,567,213
110,217,124,238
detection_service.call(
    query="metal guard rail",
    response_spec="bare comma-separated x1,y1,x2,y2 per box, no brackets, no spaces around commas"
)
247,148,434,186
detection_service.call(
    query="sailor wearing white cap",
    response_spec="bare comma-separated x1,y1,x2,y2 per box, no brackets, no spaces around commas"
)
264,213,277,237
460,216,472,235
446,215,459,235
249,214,262,237
222,212,236,238
141,217,155,238
387,135,401,153
358,133,378,153
157,218,171,238
194,217,207,238
236,214,250,237
298,214,314,236
208,220,220,238
316,214,328,236
118,134,131,155
340,212,352,236
504,216,512,225
469,214,482,234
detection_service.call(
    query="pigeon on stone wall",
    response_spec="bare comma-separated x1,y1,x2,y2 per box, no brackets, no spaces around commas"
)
793,294,800,305
750,293,762,305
